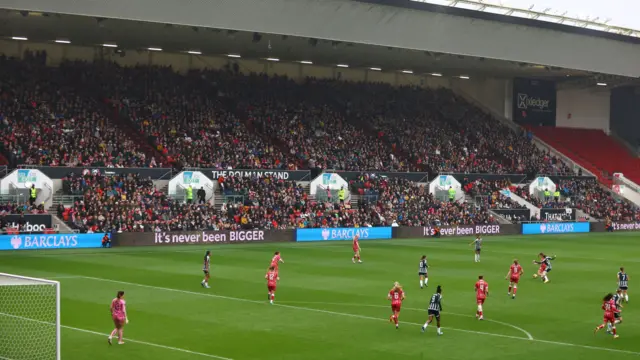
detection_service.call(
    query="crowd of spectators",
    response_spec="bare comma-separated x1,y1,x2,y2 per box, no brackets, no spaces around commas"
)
461,178,527,210
0,55,150,168
351,174,496,226
556,179,640,221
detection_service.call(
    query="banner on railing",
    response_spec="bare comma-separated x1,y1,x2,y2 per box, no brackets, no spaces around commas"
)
0,233,105,250
394,224,518,238
3,214,53,233
20,166,174,180
540,208,576,221
522,222,589,235
113,229,294,247
491,209,530,222
335,171,429,182
296,227,392,242
206,170,311,181
513,78,557,126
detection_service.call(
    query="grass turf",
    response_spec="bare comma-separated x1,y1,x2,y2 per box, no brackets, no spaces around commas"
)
0,232,638,360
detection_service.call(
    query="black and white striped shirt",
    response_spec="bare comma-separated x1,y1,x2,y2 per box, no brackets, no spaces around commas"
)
618,272,628,288
419,259,429,274
428,293,442,312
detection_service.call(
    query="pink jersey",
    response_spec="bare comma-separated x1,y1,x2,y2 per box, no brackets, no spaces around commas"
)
111,298,126,318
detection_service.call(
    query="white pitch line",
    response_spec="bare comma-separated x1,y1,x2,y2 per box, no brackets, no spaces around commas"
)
0,312,233,360
69,276,640,355
277,300,533,340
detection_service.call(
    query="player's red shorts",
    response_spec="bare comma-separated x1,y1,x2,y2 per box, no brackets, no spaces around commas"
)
268,284,277,292
476,297,486,305
603,313,615,324
510,276,520,284
391,303,401,313
538,265,547,273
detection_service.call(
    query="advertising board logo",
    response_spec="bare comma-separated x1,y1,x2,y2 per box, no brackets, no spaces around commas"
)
8,222,47,232
438,175,452,187
322,173,338,186
540,224,547,233
10,236,21,249
153,230,266,245
17,170,37,184
321,228,330,240
182,171,200,185
423,225,501,237
517,93,550,111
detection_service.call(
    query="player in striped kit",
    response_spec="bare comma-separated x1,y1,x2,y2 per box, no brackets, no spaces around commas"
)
617,267,629,302
608,289,624,334
201,250,211,288
421,285,443,336
533,253,555,284
469,235,482,262
419,255,429,289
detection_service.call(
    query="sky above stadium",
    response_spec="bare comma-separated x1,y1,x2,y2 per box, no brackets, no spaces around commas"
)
496,0,639,30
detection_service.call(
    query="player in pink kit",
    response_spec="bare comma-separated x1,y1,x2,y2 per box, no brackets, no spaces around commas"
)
270,251,284,270
594,293,620,339
108,291,129,345
505,259,523,299
352,235,362,263
265,266,279,304
475,276,489,320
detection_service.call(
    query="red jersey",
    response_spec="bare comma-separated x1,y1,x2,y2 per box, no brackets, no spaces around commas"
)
475,280,489,299
602,299,619,316
388,289,404,306
265,270,279,287
353,237,360,250
271,254,282,267
510,264,523,279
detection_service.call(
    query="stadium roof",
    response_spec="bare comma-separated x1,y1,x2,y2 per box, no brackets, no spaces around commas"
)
411,0,640,37
0,10,595,80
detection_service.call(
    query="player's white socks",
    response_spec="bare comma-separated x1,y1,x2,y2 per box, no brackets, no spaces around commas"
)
420,280,424,288
437,327,442,335
474,254,480,262
625,294,629,302
423,321,429,328
424,278,429,287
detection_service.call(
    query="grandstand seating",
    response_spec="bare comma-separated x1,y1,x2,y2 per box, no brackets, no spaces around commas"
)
529,127,640,186
2,55,638,228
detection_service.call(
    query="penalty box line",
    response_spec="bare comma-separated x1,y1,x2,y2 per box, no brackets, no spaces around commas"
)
61,275,640,356
0,311,233,360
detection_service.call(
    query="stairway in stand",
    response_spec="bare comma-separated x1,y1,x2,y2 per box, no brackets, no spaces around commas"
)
529,127,640,186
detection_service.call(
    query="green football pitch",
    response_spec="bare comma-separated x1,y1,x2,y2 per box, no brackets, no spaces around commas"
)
0,233,639,360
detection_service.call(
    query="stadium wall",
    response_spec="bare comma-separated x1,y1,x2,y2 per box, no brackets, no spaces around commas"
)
555,88,611,132
0,39,502,95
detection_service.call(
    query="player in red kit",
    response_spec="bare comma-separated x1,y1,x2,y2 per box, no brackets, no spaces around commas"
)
505,259,523,299
388,282,405,329
108,291,129,345
594,293,620,338
265,266,279,305
352,235,362,263
475,276,489,320
270,251,284,270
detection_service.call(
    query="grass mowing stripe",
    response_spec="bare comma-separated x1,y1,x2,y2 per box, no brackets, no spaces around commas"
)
0,312,234,360
66,275,640,356
276,300,534,340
